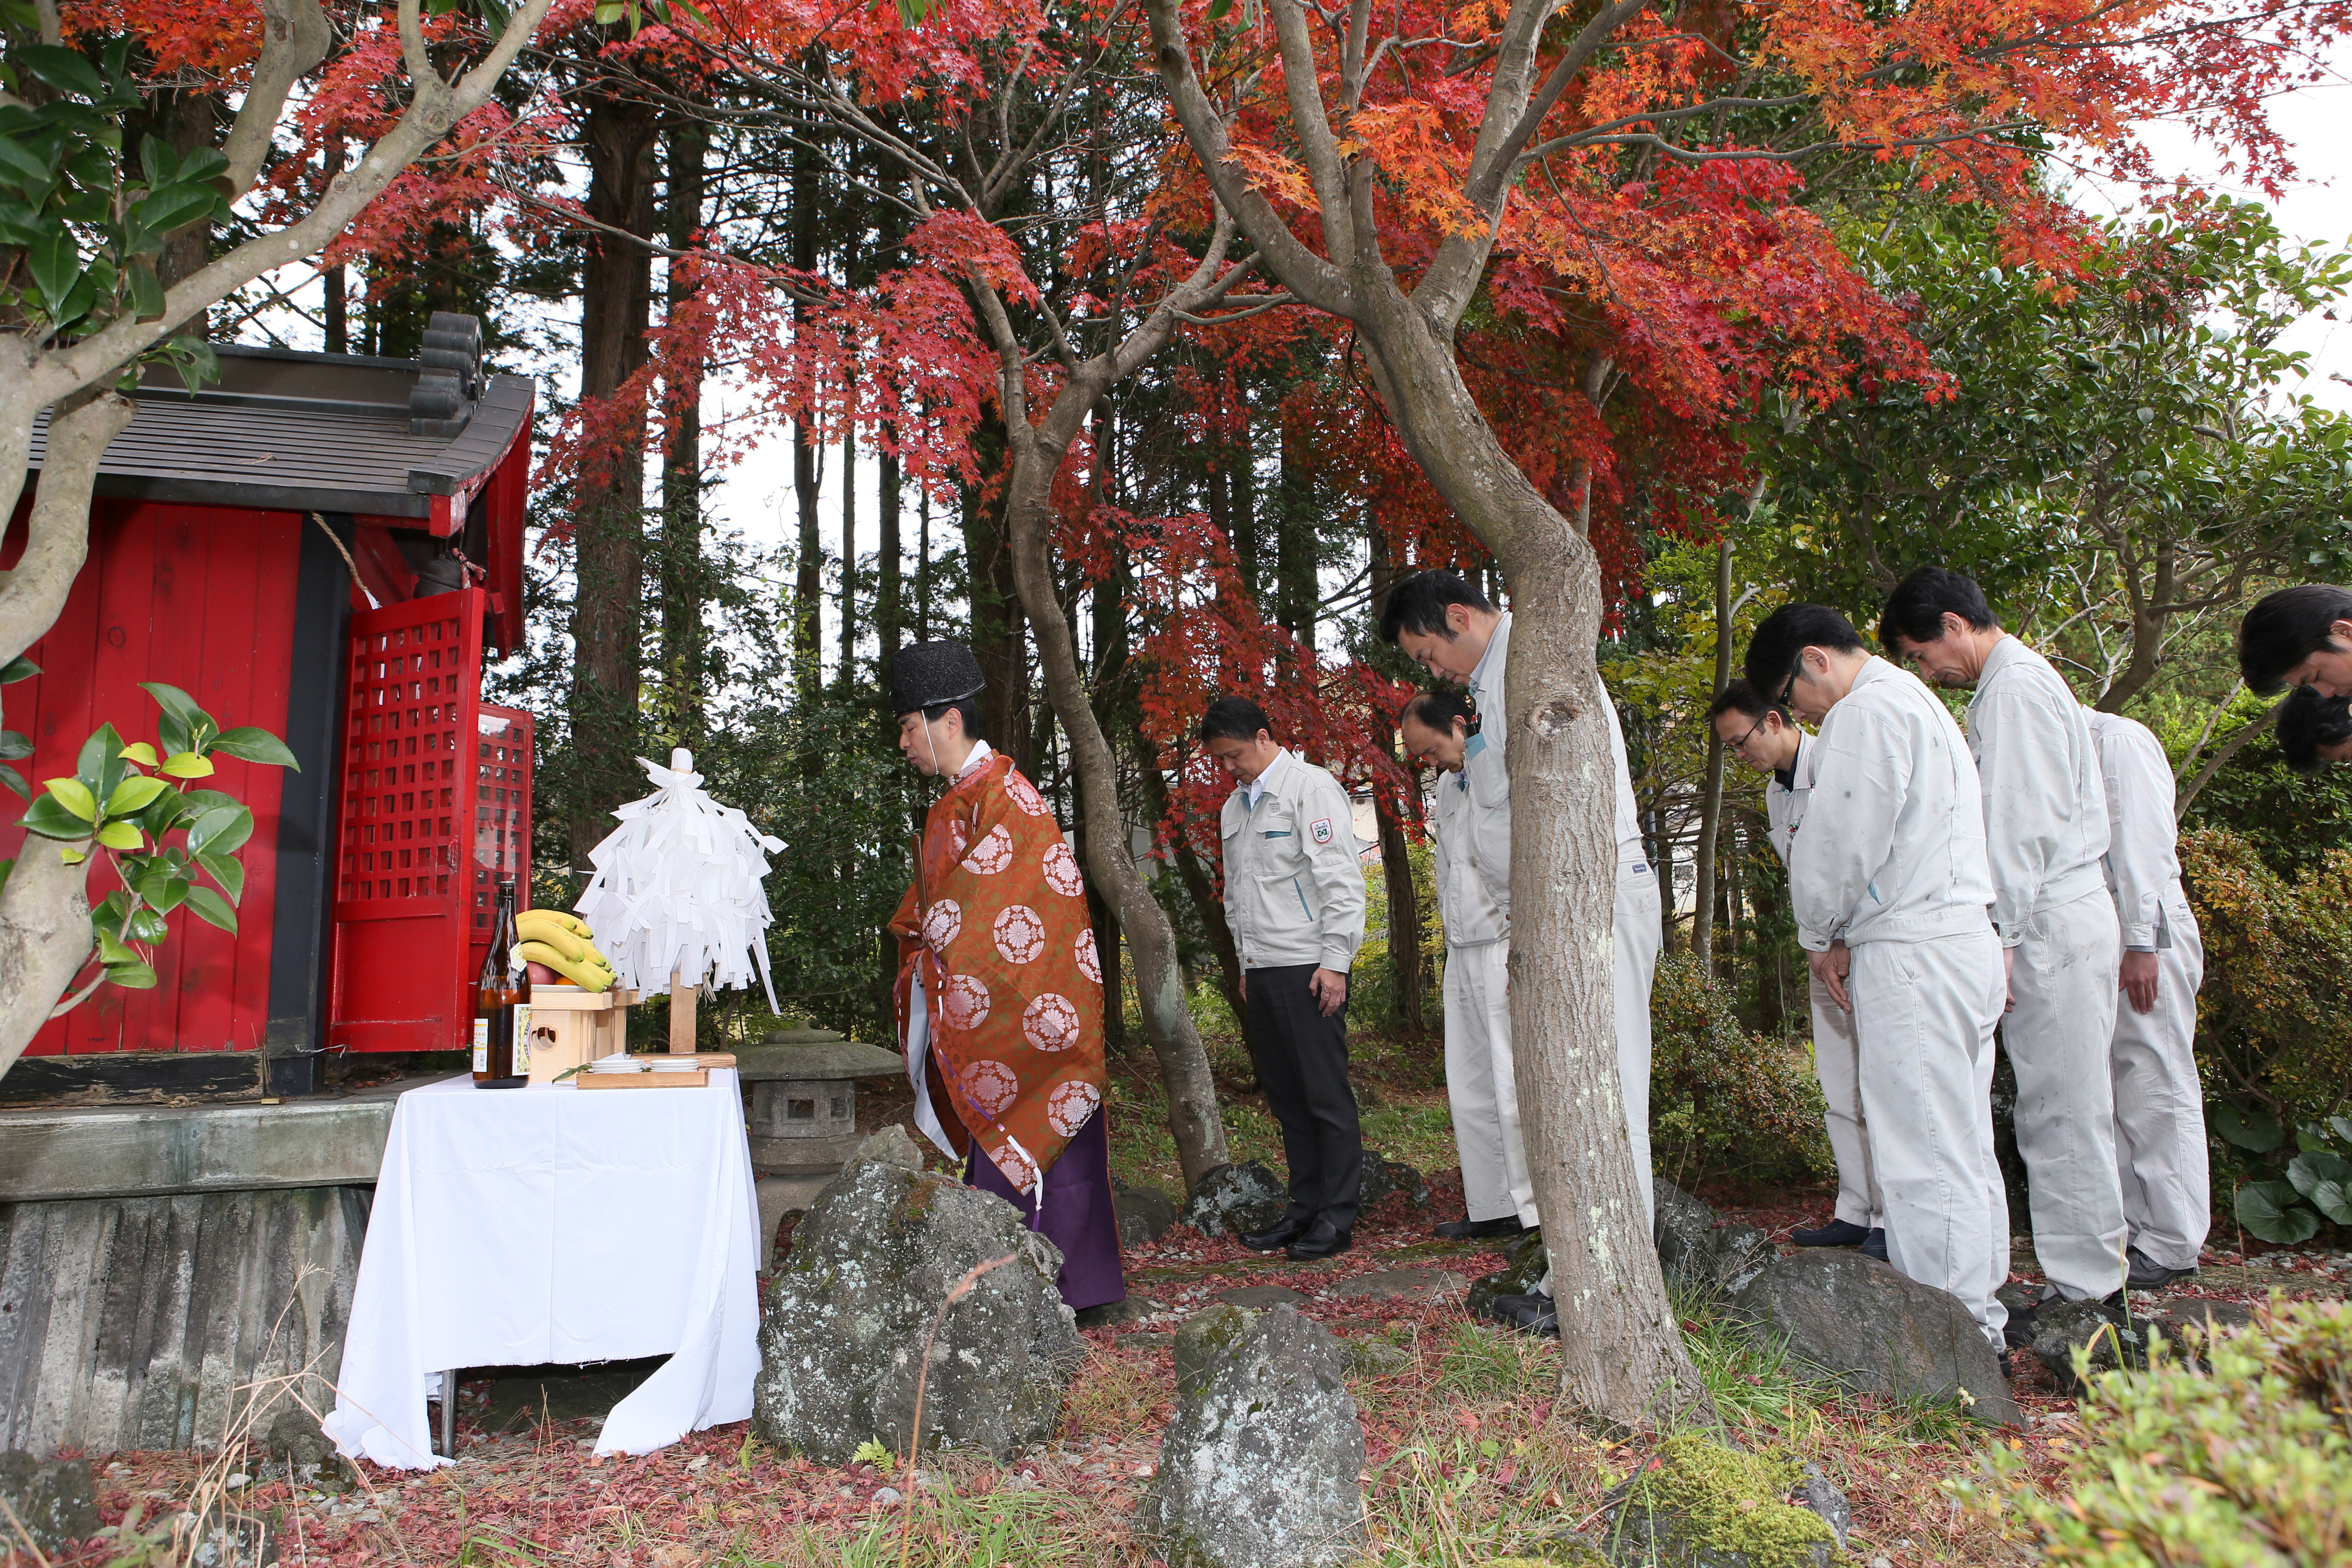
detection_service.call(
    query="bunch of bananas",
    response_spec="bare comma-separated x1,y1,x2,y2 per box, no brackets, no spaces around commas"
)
515,909,617,992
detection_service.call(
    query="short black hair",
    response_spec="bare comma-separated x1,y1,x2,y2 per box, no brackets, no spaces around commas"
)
1743,604,1867,695
1707,679,1778,723
920,698,981,738
1200,695,1275,744
1401,688,1478,735
2239,585,2352,694
1377,571,1492,644
2276,685,2352,773
1878,565,1997,652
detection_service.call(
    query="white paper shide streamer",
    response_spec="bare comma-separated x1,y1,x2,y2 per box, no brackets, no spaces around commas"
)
576,749,785,1008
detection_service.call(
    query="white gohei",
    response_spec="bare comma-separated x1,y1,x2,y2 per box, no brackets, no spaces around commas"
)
575,748,785,1011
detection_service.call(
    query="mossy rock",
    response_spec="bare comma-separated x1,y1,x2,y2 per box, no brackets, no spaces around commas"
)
1598,1436,1839,1568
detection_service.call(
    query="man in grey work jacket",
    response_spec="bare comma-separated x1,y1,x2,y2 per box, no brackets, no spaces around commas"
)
1204,695,1369,1261
1882,566,2123,1321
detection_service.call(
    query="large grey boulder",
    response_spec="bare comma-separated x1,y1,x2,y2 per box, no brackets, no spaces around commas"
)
1466,1231,1548,1320
1112,1181,1179,1247
1359,1153,1431,1212
1148,1304,1366,1568
1594,1435,1846,1568
0,1451,96,1553
1179,1163,1288,1239
1652,1181,1774,1302
1731,1250,2022,1427
753,1155,1085,1462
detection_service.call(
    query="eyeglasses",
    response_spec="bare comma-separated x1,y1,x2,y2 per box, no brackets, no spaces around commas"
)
1728,713,1771,756
1776,665,1800,710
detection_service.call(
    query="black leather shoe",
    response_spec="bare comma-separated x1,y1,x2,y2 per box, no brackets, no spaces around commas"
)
1860,1228,1888,1262
2126,1245,2194,1291
1486,1292,1559,1337
2003,1300,2040,1351
1285,1219,1353,1260
1790,1217,1873,1247
1434,1215,1528,1241
1240,1216,1310,1253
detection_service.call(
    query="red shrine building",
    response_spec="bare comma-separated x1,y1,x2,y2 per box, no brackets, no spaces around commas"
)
0,314,536,1101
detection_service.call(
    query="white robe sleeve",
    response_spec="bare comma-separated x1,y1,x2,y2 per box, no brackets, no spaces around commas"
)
1788,705,1909,952
1972,687,2074,946
2104,723,2178,950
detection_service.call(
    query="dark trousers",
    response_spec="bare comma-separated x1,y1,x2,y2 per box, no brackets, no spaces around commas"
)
1244,963,1362,1231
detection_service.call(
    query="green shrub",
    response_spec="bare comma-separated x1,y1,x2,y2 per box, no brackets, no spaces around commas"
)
1648,954,1834,1190
2181,827,2352,1237
1955,1299,2352,1565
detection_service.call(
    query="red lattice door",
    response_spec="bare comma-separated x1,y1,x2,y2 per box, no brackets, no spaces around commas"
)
327,591,489,1053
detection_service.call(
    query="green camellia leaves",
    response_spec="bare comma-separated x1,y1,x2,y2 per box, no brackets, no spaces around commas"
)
43,776,95,821
211,727,300,769
2235,1179,2322,1245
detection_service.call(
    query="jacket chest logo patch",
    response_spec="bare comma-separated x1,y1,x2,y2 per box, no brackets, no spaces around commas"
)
1311,818,1335,845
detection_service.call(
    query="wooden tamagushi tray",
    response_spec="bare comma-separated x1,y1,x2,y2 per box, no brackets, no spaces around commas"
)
573,1052,738,1090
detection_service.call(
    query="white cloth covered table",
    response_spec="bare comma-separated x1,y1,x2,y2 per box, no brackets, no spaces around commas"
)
325,1070,760,1470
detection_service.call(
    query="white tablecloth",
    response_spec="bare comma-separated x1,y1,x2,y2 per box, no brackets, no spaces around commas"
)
325,1070,760,1469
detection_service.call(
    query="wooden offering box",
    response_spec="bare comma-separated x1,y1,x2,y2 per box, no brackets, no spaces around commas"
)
575,1053,737,1090
524,986,638,1085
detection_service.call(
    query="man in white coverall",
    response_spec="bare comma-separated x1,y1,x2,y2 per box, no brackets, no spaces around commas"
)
1378,571,1663,1229
1881,567,2122,1318
1743,603,2010,1354
1399,687,1535,1242
1708,679,1883,1259
2083,707,2209,1291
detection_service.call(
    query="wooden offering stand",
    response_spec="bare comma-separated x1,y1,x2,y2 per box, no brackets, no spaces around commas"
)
524,985,638,1085
568,969,736,1089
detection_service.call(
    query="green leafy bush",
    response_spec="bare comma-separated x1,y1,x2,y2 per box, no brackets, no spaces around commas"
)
2181,827,2352,1240
9,677,294,1008
1955,1299,2352,1564
1648,954,1833,1189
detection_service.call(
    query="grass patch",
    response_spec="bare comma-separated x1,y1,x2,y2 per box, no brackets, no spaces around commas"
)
1436,1320,1558,1401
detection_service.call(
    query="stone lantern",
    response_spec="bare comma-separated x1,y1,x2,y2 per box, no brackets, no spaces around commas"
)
738,1028,904,1265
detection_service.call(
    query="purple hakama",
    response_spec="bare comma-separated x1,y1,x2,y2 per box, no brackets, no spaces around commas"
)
966,1107,1126,1311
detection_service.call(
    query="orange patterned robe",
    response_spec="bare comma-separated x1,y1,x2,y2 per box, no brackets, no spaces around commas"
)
887,752,1106,1191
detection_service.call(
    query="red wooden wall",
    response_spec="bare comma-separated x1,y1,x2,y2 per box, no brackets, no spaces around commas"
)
0,499,297,1057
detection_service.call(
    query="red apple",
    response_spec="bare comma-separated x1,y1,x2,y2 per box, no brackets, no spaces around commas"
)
527,961,562,986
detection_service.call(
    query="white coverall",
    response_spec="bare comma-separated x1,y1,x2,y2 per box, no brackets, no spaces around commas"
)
1460,615,1661,1237
2083,709,2209,1272
1967,636,2124,1301
1765,734,1880,1230
1790,656,2009,1350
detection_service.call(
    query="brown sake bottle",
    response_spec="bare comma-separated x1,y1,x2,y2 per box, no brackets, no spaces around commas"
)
472,878,531,1087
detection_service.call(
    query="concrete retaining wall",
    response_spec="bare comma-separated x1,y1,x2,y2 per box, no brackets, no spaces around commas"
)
0,1187,371,1453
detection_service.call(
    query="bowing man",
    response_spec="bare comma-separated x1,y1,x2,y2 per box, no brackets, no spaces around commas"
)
2239,584,2352,696
1378,571,1663,1231
1880,567,2123,1314
2082,706,2209,1292
1398,688,1532,1242
2277,685,2352,771
1707,680,1882,1260
1204,696,1369,1262
885,640,1125,1314
1744,604,2010,1355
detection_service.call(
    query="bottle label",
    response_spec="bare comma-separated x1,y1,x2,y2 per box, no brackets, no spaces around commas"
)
472,1018,490,1074
515,1008,532,1076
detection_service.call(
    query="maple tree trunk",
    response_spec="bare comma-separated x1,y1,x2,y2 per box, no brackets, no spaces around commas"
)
0,389,136,1069
568,89,658,871
1275,411,1315,649
1004,438,1231,1190
661,117,707,750
790,133,822,694
879,441,903,672
1691,537,1733,974
1350,285,1706,1428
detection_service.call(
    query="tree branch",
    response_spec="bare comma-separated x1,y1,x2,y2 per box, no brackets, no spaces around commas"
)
221,0,334,192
